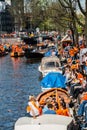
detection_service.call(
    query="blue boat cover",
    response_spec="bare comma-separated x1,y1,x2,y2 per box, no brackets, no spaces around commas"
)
44,49,58,57
40,72,66,89
44,50,52,57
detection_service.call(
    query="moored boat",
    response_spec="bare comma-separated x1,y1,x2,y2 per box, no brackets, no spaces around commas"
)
37,88,71,105
24,48,44,60
0,44,9,57
14,114,73,130
14,88,73,130
37,88,70,105
0,50,8,57
10,45,25,57
38,56,62,77
10,51,24,57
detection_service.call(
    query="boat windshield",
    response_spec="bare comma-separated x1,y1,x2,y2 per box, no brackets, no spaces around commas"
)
44,62,59,68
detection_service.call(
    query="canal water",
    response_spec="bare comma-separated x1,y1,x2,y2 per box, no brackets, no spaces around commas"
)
0,54,41,130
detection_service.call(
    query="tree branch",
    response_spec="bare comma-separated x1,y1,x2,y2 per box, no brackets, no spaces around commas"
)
58,0,70,8
77,0,85,15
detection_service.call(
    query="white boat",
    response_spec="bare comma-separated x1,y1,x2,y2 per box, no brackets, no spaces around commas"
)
14,114,73,130
38,56,62,77
14,88,73,130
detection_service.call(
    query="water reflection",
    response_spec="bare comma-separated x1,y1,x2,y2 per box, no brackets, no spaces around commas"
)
0,54,41,130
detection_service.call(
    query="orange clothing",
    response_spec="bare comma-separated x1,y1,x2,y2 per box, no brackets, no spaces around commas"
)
82,94,87,101
56,109,63,115
62,108,70,116
26,101,42,115
77,73,83,78
15,47,20,52
56,108,70,116
77,73,84,84
73,47,78,54
26,105,31,112
39,107,42,115
71,63,79,70
80,44,85,49
69,49,75,57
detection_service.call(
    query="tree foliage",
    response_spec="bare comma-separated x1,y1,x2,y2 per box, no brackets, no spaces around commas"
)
9,0,87,46
58,0,87,46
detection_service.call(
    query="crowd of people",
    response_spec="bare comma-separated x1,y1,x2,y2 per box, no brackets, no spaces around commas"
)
26,95,72,118
25,30,87,129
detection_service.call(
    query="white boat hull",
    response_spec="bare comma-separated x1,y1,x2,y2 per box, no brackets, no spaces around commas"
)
14,114,73,130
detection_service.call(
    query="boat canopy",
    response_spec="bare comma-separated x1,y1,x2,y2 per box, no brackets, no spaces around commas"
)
40,56,61,70
37,88,70,105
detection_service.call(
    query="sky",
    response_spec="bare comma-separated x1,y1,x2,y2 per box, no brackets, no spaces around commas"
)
80,0,85,8
5,0,11,5
76,0,85,13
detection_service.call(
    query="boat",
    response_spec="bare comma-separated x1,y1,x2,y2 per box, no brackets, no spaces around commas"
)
0,51,8,57
10,45,25,57
14,114,73,130
37,88,71,105
38,56,62,77
0,44,9,57
10,51,24,57
24,48,46,60
14,88,73,130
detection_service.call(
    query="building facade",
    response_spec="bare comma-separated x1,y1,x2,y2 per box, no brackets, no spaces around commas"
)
0,1,14,33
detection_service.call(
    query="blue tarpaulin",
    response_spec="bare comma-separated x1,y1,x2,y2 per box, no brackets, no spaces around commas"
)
44,50,52,57
40,72,66,89
44,49,58,57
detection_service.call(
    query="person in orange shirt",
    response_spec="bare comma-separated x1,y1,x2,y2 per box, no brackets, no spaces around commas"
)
75,70,84,84
61,102,71,116
54,101,63,115
55,97,71,117
69,48,75,57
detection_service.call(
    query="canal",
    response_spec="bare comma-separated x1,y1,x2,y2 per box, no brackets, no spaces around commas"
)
0,54,41,130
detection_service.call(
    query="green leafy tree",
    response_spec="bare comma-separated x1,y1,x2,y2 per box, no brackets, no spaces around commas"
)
58,0,87,46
